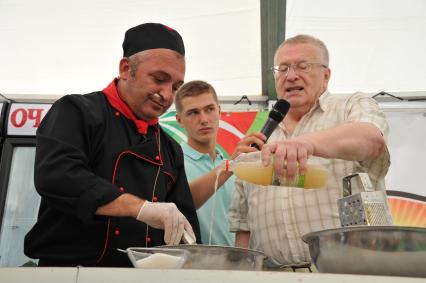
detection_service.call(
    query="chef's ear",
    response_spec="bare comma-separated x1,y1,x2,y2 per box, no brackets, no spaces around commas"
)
119,57,131,80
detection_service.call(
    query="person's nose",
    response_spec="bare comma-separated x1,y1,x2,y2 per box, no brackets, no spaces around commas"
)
199,111,209,124
159,86,174,104
285,65,299,81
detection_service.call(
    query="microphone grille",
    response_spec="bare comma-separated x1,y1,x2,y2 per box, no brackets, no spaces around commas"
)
273,99,290,114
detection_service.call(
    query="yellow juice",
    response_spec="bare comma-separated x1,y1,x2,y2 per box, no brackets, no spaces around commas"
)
303,165,329,189
233,162,273,186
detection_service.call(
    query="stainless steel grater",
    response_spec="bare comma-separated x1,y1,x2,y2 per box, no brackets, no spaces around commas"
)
337,173,393,227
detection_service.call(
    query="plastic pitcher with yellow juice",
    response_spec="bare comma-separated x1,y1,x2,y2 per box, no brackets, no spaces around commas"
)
225,152,329,188
302,164,329,189
232,162,273,186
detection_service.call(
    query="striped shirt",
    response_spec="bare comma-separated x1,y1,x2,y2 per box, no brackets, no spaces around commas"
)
228,91,390,267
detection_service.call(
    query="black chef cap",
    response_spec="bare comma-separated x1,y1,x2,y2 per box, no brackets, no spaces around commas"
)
122,23,185,57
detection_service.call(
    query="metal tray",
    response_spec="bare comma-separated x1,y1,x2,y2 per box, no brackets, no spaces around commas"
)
161,244,266,270
302,226,426,277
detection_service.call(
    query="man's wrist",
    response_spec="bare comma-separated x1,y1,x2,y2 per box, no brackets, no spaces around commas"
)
118,193,146,218
136,200,148,220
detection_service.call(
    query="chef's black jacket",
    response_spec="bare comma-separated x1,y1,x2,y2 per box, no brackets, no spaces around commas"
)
24,90,201,267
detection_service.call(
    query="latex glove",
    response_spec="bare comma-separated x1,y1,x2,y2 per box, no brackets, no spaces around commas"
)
136,201,195,245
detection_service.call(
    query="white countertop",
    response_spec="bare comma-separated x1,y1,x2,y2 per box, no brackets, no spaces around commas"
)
0,268,424,283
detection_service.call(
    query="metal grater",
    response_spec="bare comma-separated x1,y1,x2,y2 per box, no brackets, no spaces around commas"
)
337,173,393,227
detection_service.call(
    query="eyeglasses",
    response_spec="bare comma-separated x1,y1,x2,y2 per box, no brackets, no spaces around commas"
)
271,62,328,77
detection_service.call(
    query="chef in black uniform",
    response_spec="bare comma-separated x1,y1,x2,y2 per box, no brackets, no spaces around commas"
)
24,23,200,267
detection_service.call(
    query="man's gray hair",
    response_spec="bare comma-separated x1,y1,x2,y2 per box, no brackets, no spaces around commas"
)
128,50,184,77
274,34,329,66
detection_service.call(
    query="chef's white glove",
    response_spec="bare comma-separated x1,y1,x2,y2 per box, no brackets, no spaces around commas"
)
136,201,195,245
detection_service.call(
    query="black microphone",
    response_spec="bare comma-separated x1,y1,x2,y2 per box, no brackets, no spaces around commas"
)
251,99,290,149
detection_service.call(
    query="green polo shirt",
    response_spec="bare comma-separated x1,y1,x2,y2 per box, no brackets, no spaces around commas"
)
181,143,235,246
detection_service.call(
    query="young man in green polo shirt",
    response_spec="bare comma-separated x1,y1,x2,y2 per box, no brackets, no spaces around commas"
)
175,80,265,245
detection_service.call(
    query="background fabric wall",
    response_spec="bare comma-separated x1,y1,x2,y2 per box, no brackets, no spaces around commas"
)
0,0,425,97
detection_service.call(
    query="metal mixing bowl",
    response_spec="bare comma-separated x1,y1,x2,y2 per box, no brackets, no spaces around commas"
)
302,226,426,277
162,244,266,270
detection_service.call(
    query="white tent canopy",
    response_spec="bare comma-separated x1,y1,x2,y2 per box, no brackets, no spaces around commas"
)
286,0,426,95
0,0,425,97
0,0,261,97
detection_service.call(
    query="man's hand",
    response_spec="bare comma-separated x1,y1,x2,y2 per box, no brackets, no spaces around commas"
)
136,201,195,245
261,136,315,182
230,132,267,159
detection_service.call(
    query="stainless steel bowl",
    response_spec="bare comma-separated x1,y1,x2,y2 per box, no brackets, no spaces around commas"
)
302,226,426,277
162,244,266,270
